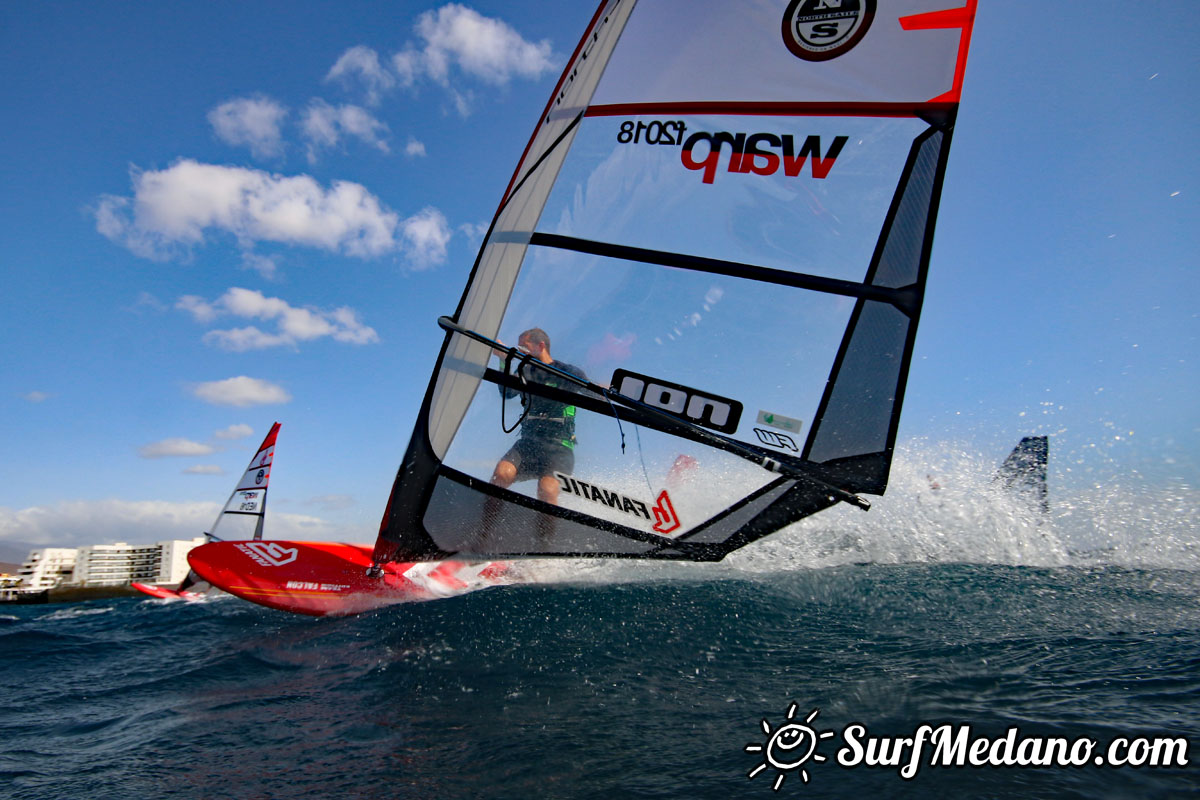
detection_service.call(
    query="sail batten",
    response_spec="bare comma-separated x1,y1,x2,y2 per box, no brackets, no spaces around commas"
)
375,0,977,563
528,232,920,313
584,101,959,118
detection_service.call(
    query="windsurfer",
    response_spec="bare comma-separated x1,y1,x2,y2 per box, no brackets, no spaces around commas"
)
484,328,587,539
491,328,587,502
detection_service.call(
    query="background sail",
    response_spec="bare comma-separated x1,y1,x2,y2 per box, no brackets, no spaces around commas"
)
211,422,279,541
376,0,977,562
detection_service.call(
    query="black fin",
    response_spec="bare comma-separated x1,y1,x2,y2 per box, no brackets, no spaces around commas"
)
995,436,1048,513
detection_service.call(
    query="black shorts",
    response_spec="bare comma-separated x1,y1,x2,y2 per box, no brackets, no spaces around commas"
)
501,437,575,482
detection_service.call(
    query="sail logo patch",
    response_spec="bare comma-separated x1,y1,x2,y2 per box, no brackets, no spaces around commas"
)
782,0,876,62
754,428,799,452
555,472,683,536
236,541,297,567
612,368,743,433
682,132,848,185
650,489,682,536
615,120,848,185
556,472,653,520
757,409,803,434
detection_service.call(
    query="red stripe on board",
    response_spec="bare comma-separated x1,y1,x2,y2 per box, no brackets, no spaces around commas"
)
899,0,977,104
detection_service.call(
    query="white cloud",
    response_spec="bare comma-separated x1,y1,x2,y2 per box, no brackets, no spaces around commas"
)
183,465,225,475
307,494,356,511
458,220,488,242
410,5,555,85
400,207,452,269
448,88,473,117
214,424,254,440
325,45,395,106
95,159,401,260
180,287,379,351
208,95,288,159
177,294,218,323
241,251,280,280
404,137,427,157
390,48,420,89
201,327,289,351
139,438,217,458
387,5,556,114
132,291,168,313
22,391,51,403
192,376,292,407
301,100,390,162
0,500,362,548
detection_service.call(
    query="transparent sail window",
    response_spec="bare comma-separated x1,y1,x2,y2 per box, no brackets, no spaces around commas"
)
435,247,860,541
538,115,928,281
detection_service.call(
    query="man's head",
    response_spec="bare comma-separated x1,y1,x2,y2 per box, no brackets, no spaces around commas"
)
517,328,551,362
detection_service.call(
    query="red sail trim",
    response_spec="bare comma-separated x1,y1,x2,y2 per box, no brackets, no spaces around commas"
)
584,101,958,119
899,0,977,104
499,0,614,208
257,421,281,453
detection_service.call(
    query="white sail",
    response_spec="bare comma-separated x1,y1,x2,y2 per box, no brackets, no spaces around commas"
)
375,0,977,563
211,422,279,541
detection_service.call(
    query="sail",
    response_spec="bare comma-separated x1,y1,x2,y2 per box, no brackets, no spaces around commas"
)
210,422,280,541
134,421,281,598
374,0,977,562
996,436,1049,514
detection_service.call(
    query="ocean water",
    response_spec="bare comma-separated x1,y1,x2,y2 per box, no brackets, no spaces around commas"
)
2,455,1197,799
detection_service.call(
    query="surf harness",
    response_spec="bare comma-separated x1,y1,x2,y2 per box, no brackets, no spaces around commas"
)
499,351,580,449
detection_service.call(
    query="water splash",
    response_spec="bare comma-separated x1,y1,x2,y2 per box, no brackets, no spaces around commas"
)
35,606,116,622
519,436,1199,587
732,437,1198,572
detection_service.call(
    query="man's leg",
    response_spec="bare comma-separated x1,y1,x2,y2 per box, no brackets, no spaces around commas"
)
536,474,560,504
535,478,559,540
491,459,517,488
481,457,519,544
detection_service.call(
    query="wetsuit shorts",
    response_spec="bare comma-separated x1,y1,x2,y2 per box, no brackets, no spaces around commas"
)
501,437,574,482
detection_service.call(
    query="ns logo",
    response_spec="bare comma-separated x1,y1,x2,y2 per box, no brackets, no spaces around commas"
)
612,369,743,434
782,0,876,62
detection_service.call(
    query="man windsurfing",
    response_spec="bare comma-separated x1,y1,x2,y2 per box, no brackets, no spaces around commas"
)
490,327,588,510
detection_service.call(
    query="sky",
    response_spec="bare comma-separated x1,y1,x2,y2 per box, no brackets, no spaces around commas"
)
1,1,1196,554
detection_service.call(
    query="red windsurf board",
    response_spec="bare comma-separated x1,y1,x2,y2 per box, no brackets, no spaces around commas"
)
131,582,204,601
187,540,510,617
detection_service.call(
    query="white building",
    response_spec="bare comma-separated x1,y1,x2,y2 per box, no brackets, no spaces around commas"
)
73,542,162,586
18,548,78,590
0,573,24,601
72,538,207,586
157,537,207,584
16,538,206,588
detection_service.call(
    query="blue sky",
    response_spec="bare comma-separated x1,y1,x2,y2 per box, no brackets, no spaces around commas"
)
1,1,1195,551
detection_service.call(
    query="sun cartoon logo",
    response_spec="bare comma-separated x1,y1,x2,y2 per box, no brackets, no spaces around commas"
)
745,704,836,791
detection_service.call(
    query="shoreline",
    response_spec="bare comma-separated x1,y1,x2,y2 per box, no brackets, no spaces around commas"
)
1,585,143,606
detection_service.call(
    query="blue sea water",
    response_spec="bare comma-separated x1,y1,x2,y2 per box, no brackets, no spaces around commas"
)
2,465,1198,798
